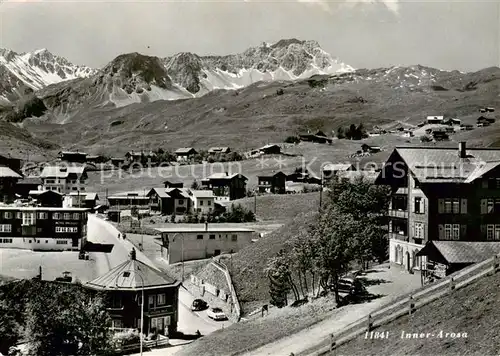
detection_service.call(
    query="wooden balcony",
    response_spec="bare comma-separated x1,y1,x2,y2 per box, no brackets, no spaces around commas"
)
388,209,408,219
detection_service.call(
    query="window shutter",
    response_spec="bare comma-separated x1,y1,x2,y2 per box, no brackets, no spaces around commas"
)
411,222,415,237
481,199,487,214
438,224,444,239
480,224,486,237
388,221,393,233
438,199,444,214
422,199,426,214
460,225,467,240
482,179,488,189
461,198,468,214
411,198,416,213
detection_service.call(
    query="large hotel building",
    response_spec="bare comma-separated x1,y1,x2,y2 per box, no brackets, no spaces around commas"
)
0,206,89,251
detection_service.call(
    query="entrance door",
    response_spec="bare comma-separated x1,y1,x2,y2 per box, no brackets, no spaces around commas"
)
406,252,411,271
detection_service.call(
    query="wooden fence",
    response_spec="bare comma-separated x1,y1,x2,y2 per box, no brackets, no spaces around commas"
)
115,337,170,354
305,255,500,356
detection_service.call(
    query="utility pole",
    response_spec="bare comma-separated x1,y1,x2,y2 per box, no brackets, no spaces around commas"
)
254,194,257,215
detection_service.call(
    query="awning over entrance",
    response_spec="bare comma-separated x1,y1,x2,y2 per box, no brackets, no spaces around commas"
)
417,241,500,265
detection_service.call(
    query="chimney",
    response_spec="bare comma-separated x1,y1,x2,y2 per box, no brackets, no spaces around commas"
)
205,222,208,231
458,142,466,158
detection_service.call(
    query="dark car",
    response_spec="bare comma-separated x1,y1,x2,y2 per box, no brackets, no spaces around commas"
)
191,299,208,311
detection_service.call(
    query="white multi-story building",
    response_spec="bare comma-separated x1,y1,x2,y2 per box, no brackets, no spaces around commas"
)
40,165,87,194
155,224,255,264
189,190,215,215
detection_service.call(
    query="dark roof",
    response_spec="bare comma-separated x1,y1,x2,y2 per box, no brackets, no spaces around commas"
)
175,147,197,154
417,241,500,264
257,171,287,179
0,166,22,178
17,176,42,185
86,258,177,291
381,146,500,184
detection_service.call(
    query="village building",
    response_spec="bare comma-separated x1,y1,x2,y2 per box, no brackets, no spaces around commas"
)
125,151,157,164
259,144,281,155
58,151,88,164
40,165,87,194
361,144,381,154
29,190,64,207
208,147,231,154
322,163,356,185
85,252,180,336
432,130,449,141
257,171,287,194
107,193,150,211
154,224,256,264
426,116,444,125
299,130,333,144
0,166,23,203
111,157,126,167
189,190,215,215
286,167,322,185
175,148,198,162
0,154,22,174
15,176,42,199
0,206,88,250
376,142,500,276
147,188,191,215
163,180,184,189
86,155,107,164
65,192,99,209
201,172,247,201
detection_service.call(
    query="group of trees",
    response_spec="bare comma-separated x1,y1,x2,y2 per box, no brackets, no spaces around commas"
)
0,280,113,356
265,176,390,308
336,124,369,140
177,203,256,224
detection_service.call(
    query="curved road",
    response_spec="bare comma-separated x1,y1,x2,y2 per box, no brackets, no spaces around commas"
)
86,214,224,335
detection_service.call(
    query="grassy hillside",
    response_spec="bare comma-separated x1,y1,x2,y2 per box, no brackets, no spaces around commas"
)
22,66,500,156
220,211,317,313
333,269,500,356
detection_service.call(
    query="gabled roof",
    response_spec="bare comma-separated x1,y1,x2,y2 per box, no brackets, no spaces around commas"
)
59,151,87,156
205,172,248,181
175,147,197,155
426,115,444,121
257,171,287,179
208,147,230,153
417,241,500,264
0,166,22,179
86,258,177,291
29,190,63,197
40,165,85,178
391,146,500,183
68,192,98,200
166,188,190,198
260,144,280,150
323,163,355,172
190,190,214,198
147,187,170,199
17,176,42,185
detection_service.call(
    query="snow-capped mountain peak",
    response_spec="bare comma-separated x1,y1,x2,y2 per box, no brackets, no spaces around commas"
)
0,48,95,103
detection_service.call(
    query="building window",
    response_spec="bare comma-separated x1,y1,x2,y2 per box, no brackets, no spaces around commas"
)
200,200,204,206
149,295,155,310
197,234,203,240
0,238,12,243
37,212,47,219
157,294,166,306
452,224,460,240
414,222,424,239
63,213,71,220
22,212,35,226
111,319,123,329
15,212,21,219
178,200,184,205
487,225,494,240
0,224,12,233
414,197,425,214
3,212,12,219
56,240,68,245
209,234,215,240
73,213,80,220
53,213,61,220
444,224,452,240
208,200,212,206
231,234,237,241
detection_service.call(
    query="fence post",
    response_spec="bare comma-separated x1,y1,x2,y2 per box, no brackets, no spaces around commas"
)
367,314,373,332
330,333,336,353
449,277,455,292
493,255,499,274
408,295,415,316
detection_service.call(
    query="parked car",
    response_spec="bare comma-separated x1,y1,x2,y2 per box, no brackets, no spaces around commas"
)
191,299,208,311
207,307,227,321
336,277,365,296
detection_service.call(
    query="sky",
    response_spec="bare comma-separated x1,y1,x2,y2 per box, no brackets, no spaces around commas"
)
0,0,498,72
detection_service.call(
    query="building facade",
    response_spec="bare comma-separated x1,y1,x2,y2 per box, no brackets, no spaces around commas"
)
376,142,500,273
108,193,150,211
257,171,287,194
155,225,255,264
0,207,88,251
147,188,191,215
189,190,215,215
201,173,247,201
85,254,180,336
0,166,22,203
40,165,87,194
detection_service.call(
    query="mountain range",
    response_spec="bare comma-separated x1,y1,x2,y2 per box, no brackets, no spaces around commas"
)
0,38,499,159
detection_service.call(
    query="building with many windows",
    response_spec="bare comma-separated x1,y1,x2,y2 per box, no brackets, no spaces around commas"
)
40,165,87,194
154,224,255,264
85,252,180,336
0,207,89,250
376,142,500,275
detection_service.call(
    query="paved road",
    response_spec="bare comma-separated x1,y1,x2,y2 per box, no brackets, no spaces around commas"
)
86,214,222,336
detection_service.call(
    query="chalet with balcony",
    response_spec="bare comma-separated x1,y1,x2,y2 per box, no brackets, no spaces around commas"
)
426,116,444,125
257,171,287,194
58,151,88,163
108,193,150,211
201,172,247,201
85,252,180,336
0,166,22,203
29,190,64,207
286,167,321,185
67,192,99,209
147,188,191,215
376,142,500,276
